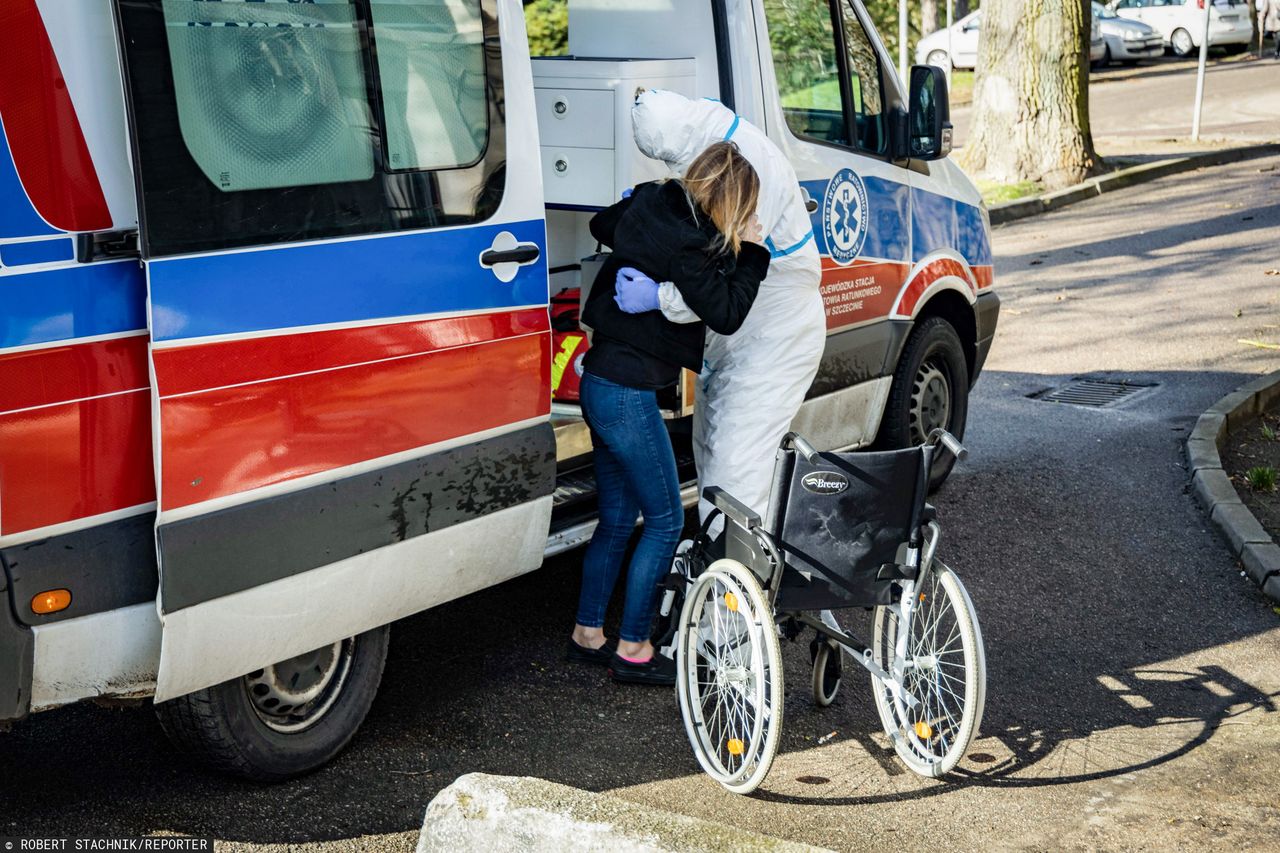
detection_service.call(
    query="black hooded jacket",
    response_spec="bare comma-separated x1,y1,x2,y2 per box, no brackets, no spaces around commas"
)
581,181,770,389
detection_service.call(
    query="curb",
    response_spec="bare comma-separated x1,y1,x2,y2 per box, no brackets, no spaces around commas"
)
989,142,1280,225
418,773,832,853
1187,370,1280,605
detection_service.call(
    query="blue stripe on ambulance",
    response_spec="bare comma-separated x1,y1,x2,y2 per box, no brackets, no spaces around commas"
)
801,176,991,268
0,115,60,240
0,260,147,350
148,219,548,342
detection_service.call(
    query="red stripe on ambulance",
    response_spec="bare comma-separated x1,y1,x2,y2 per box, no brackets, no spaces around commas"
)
0,0,112,232
154,311,552,511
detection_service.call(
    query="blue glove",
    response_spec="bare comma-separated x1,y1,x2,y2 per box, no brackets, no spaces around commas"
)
614,266,661,313
621,187,634,199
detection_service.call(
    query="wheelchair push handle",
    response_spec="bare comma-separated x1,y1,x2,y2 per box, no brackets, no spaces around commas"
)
782,432,822,464
927,428,968,461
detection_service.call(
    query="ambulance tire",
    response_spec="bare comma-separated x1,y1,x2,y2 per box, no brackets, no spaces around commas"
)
154,625,389,781
875,316,969,492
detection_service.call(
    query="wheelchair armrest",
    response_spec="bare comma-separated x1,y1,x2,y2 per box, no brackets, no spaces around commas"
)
702,486,761,530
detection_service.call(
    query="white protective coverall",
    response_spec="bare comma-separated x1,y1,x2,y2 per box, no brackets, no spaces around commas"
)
631,90,826,521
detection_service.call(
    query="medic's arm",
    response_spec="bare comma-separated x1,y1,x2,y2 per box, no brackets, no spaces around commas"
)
656,282,701,324
667,241,770,336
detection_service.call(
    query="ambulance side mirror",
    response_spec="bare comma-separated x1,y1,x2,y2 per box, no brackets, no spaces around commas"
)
906,65,952,161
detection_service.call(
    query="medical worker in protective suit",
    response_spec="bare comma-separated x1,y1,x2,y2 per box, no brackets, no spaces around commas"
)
616,89,825,523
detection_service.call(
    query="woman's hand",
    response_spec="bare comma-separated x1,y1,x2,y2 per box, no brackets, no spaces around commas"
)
741,215,763,246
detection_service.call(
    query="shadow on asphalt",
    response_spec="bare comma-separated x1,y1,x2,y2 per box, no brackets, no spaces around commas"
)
2,368,1278,843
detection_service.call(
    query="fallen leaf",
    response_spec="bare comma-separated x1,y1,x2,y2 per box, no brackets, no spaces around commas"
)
1239,339,1280,350
1265,269,1280,276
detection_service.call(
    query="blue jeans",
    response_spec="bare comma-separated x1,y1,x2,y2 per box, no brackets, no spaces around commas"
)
576,372,685,644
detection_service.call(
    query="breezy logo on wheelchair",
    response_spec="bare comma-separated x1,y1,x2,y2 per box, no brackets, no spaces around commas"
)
662,430,987,795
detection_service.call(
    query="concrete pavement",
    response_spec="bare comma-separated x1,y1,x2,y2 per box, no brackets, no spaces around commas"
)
1,157,1278,851
953,57,1280,148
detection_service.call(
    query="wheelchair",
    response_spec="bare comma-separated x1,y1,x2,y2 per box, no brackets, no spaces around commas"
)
660,429,986,795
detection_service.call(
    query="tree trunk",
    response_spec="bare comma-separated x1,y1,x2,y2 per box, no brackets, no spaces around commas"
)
955,0,970,18
958,0,1098,190
921,0,940,37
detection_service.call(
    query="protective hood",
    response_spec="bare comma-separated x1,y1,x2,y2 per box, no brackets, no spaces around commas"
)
632,89,735,172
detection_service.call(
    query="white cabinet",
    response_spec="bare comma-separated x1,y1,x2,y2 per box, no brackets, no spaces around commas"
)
531,58,696,209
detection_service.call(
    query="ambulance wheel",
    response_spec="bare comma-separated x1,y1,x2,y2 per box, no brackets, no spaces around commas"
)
154,625,389,781
877,316,969,491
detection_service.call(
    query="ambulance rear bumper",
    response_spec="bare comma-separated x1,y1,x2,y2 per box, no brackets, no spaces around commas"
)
0,569,34,723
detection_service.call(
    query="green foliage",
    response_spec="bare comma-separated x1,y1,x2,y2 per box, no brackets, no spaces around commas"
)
1245,466,1278,493
1262,421,1277,442
524,0,568,57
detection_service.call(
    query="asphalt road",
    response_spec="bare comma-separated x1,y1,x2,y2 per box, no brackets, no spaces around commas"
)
953,56,1280,146
2,157,1279,851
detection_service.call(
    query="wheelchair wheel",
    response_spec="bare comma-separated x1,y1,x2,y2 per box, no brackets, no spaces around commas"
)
811,639,842,708
676,559,783,795
871,562,986,778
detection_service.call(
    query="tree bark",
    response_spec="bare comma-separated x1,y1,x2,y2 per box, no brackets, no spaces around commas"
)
955,0,970,19
957,0,1098,190
921,0,940,37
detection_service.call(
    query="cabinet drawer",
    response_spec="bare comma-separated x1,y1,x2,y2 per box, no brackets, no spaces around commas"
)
535,88,615,150
541,147,615,208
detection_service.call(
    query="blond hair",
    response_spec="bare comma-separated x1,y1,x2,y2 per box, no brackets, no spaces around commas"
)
680,141,760,256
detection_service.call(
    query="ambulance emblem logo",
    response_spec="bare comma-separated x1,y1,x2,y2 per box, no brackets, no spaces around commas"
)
822,168,869,266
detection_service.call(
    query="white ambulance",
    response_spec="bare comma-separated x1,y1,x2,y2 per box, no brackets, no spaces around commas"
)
0,0,997,779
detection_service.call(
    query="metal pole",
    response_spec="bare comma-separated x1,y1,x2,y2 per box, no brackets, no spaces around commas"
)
1191,0,1211,141
946,0,953,88
899,0,909,85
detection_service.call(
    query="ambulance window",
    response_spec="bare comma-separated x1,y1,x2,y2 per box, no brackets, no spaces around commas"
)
161,0,375,192
840,2,887,156
368,1,489,171
764,0,850,146
116,0,507,257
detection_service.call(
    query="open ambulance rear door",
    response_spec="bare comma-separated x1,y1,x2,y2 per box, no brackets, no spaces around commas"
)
112,0,553,701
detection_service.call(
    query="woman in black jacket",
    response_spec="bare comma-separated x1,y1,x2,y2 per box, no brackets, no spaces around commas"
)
568,142,770,685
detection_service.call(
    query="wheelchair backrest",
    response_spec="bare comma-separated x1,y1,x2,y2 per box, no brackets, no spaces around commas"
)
767,445,930,594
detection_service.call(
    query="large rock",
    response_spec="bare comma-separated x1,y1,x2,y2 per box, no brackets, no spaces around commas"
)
418,773,831,853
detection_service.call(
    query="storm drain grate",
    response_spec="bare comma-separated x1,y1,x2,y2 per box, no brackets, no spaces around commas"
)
1030,378,1157,408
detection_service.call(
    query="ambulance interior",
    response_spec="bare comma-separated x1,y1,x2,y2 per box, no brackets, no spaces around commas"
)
534,3,727,521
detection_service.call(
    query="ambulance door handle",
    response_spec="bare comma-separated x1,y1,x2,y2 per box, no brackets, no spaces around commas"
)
480,245,541,266
801,188,819,214
479,230,542,284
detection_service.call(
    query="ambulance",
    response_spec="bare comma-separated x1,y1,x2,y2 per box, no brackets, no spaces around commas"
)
0,0,998,778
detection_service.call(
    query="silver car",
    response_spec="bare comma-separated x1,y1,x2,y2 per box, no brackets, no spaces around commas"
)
1093,1,1164,64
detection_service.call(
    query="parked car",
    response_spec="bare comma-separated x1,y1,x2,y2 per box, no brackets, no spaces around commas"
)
916,10,982,70
917,10,1107,70
1094,2,1166,64
1091,15,1109,64
1108,0,1253,56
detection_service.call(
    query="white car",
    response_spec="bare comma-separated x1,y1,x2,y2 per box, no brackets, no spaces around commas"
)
1094,1,1166,64
917,10,1107,70
1091,15,1109,64
1108,0,1253,56
915,10,982,70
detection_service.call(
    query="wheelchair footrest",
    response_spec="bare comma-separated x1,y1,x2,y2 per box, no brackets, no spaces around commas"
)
876,563,918,582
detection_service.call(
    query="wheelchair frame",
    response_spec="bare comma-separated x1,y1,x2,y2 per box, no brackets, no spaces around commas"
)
672,428,985,794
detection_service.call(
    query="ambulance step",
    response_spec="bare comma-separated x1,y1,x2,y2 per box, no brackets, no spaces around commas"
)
554,469,598,507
